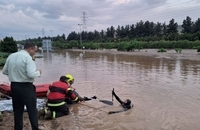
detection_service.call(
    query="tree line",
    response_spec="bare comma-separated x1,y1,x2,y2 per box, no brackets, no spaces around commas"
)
67,16,200,42
15,16,200,50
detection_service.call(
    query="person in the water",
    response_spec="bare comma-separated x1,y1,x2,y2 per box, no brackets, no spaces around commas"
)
108,89,133,114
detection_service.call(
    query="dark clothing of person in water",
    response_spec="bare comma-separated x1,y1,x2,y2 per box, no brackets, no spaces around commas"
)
108,90,133,114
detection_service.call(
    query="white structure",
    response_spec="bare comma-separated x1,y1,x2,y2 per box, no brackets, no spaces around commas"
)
17,44,24,50
42,39,53,51
38,47,43,53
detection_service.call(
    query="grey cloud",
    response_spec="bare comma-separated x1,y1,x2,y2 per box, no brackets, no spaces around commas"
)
43,14,60,19
0,0,199,40
144,0,168,6
0,1,7,5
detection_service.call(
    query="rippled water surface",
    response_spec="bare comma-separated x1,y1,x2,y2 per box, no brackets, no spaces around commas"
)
0,49,200,130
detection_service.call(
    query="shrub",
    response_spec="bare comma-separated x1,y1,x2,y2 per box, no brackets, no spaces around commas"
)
0,58,6,66
197,46,200,53
158,48,167,52
175,48,182,53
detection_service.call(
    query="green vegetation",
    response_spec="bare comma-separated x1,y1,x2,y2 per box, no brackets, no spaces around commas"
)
52,40,200,51
0,37,17,66
15,16,200,51
47,40,200,51
0,52,10,66
197,46,200,53
158,48,167,52
1,16,200,67
0,58,6,66
0,37,17,53
175,48,182,53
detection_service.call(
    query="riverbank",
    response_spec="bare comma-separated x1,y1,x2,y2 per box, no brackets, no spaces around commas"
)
0,108,76,129
68,49,200,61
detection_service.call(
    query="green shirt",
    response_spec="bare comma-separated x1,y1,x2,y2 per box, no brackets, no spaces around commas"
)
2,50,41,82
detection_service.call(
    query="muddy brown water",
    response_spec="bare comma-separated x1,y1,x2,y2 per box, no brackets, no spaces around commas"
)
0,49,200,130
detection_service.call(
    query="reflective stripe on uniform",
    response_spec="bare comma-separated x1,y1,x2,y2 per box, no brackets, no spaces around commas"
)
44,109,48,114
67,88,73,91
47,101,65,107
52,111,56,118
73,97,78,101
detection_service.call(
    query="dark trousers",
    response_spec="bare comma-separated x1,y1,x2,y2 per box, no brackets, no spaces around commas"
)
48,104,69,118
11,82,39,130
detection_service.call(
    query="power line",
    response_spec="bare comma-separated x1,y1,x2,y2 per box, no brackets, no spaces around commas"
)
86,1,200,24
86,1,199,19
86,6,200,26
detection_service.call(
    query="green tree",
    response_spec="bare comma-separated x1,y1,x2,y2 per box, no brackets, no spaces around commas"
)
106,26,115,38
0,37,17,53
88,31,95,41
154,22,162,36
197,46,200,53
167,19,178,34
61,34,66,40
193,18,200,33
106,27,111,38
124,25,130,37
110,26,115,38
143,21,154,37
116,25,121,38
81,31,88,42
182,16,193,33
100,30,105,39
54,35,61,41
94,30,101,41
67,31,78,41
162,22,167,35
135,20,144,37
129,24,135,38
120,26,126,38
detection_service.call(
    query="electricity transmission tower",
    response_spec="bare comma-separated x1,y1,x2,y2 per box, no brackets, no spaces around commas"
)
81,12,87,31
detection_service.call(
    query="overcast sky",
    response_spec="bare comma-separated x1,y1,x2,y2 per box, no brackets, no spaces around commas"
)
0,0,200,40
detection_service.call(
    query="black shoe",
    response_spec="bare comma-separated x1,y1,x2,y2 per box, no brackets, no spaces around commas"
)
91,96,97,99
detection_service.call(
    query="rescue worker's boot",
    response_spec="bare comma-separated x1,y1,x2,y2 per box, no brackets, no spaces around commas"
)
44,110,53,120
38,109,48,119
0,111,2,120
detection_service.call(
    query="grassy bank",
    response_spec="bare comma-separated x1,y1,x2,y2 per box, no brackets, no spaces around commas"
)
0,52,10,66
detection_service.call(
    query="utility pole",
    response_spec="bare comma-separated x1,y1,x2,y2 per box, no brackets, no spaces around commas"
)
36,33,39,43
78,24,82,45
42,28,45,38
50,30,54,42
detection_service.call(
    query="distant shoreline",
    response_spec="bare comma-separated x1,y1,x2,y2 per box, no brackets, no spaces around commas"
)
67,49,199,61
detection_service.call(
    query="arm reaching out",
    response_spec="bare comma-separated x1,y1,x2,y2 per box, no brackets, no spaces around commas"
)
67,88,84,103
112,90,123,104
108,109,126,114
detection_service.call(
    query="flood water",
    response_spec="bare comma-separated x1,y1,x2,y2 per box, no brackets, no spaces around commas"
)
0,49,200,130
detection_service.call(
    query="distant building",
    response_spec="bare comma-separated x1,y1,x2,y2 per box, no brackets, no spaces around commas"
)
42,39,53,51
17,44,24,49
